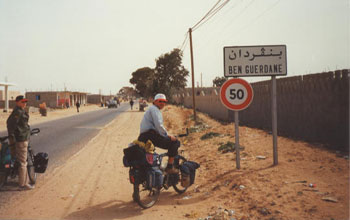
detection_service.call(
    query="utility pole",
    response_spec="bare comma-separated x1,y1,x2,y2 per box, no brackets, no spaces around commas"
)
189,28,197,121
201,72,203,87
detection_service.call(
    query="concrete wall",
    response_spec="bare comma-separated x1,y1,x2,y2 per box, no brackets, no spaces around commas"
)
0,100,16,109
0,90,20,101
87,94,113,104
173,69,349,151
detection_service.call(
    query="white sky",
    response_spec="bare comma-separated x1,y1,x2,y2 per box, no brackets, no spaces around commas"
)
0,0,349,95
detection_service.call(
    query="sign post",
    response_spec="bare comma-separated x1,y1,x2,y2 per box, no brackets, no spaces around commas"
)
220,78,254,169
271,76,278,165
223,45,287,166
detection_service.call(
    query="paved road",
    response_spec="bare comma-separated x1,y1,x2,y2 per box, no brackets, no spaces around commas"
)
0,102,132,171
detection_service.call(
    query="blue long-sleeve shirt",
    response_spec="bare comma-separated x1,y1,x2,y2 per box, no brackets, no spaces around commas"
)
140,104,168,137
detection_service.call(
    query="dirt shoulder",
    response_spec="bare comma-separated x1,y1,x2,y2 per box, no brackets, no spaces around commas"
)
0,105,348,220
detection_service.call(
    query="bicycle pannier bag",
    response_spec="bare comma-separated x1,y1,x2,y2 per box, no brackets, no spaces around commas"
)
34,152,49,173
146,167,163,188
180,161,200,186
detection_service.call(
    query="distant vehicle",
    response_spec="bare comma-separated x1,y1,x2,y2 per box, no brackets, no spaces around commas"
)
108,100,118,108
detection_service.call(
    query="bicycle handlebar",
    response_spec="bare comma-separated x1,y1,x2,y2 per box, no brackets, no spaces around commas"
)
0,128,40,142
0,136,8,142
177,128,189,138
30,128,40,135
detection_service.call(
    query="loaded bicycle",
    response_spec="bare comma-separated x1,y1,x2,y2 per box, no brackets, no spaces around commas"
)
0,128,48,189
123,130,199,209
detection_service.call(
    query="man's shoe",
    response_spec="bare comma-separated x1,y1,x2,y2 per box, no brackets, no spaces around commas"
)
165,164,179,174
19,184,35,190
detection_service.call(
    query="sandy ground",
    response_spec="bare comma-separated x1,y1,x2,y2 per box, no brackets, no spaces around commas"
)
0,104,349,220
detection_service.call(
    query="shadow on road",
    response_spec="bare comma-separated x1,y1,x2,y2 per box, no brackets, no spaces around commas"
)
64,200,143,220
64,191,203,219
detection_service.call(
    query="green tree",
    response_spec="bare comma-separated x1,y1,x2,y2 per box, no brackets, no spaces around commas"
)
129,67,155,97
212,76,228,87
152,48,189,101
117,86,136,98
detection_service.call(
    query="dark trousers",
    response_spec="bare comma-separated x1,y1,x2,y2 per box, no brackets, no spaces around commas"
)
138,130,180,157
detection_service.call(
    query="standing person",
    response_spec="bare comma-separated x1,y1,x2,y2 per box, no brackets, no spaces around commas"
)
129,99,134,110
138,93,180,173
6,95,34,190
76,101,80,113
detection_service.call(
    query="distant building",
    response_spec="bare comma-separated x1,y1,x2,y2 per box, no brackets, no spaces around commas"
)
87,94,113,105
26,91,88,108
0,90,20,109
0,90,20,101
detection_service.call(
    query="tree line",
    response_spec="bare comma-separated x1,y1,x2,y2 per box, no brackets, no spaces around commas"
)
128,48,229,102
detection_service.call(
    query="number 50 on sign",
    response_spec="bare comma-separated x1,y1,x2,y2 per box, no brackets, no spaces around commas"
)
220,78,254,111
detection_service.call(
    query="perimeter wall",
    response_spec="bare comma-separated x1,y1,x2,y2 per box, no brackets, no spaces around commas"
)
173,69,349,151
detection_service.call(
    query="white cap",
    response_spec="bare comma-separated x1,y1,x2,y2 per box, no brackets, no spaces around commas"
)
154,93,167,102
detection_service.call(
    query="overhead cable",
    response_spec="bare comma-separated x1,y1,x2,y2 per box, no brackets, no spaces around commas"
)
191,0,223,30
192,0,230,32
179,31,189,52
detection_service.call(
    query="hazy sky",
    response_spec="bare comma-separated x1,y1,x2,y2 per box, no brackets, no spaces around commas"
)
0,0,349,95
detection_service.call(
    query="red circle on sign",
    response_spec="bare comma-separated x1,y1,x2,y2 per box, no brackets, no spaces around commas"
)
220,78,253,111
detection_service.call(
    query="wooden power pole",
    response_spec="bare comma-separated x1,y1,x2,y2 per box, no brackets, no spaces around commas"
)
189,28,197,121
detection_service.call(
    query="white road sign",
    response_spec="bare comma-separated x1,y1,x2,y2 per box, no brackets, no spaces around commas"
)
224,45,287,77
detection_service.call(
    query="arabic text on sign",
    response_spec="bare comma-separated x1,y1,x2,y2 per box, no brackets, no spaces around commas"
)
228,48,283,61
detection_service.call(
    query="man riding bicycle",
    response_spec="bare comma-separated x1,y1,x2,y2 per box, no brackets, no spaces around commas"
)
138,93,180,174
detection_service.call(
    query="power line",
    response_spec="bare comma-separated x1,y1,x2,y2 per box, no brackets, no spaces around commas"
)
179,0,231,53
192,0,231,32
221,0,281,43
220,0,256,33
191,0,222,30
193,0,248,52
179,31,189,52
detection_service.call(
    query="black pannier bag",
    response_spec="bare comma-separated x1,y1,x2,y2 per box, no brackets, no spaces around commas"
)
123,144,147,167
180,161,200,186
123,144,161,168
34,152,49,173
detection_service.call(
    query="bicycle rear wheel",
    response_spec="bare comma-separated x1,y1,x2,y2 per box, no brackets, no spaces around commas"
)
133,182,160,209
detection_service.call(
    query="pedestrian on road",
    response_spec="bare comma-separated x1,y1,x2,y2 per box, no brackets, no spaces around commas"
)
6,95,35,190
129,99,134,110
76,101,80,113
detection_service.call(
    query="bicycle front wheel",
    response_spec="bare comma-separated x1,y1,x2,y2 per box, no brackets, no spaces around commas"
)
172,155,188,194
27,148,37,185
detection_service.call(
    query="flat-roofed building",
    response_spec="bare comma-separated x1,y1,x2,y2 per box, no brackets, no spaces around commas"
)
26,91,88,108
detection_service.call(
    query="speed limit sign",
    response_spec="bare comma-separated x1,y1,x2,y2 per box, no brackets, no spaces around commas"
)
220,78,254,111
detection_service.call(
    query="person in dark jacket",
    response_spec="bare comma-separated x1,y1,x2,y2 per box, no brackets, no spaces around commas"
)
76,101,80,113
129,99,134,110
7,95,34,190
